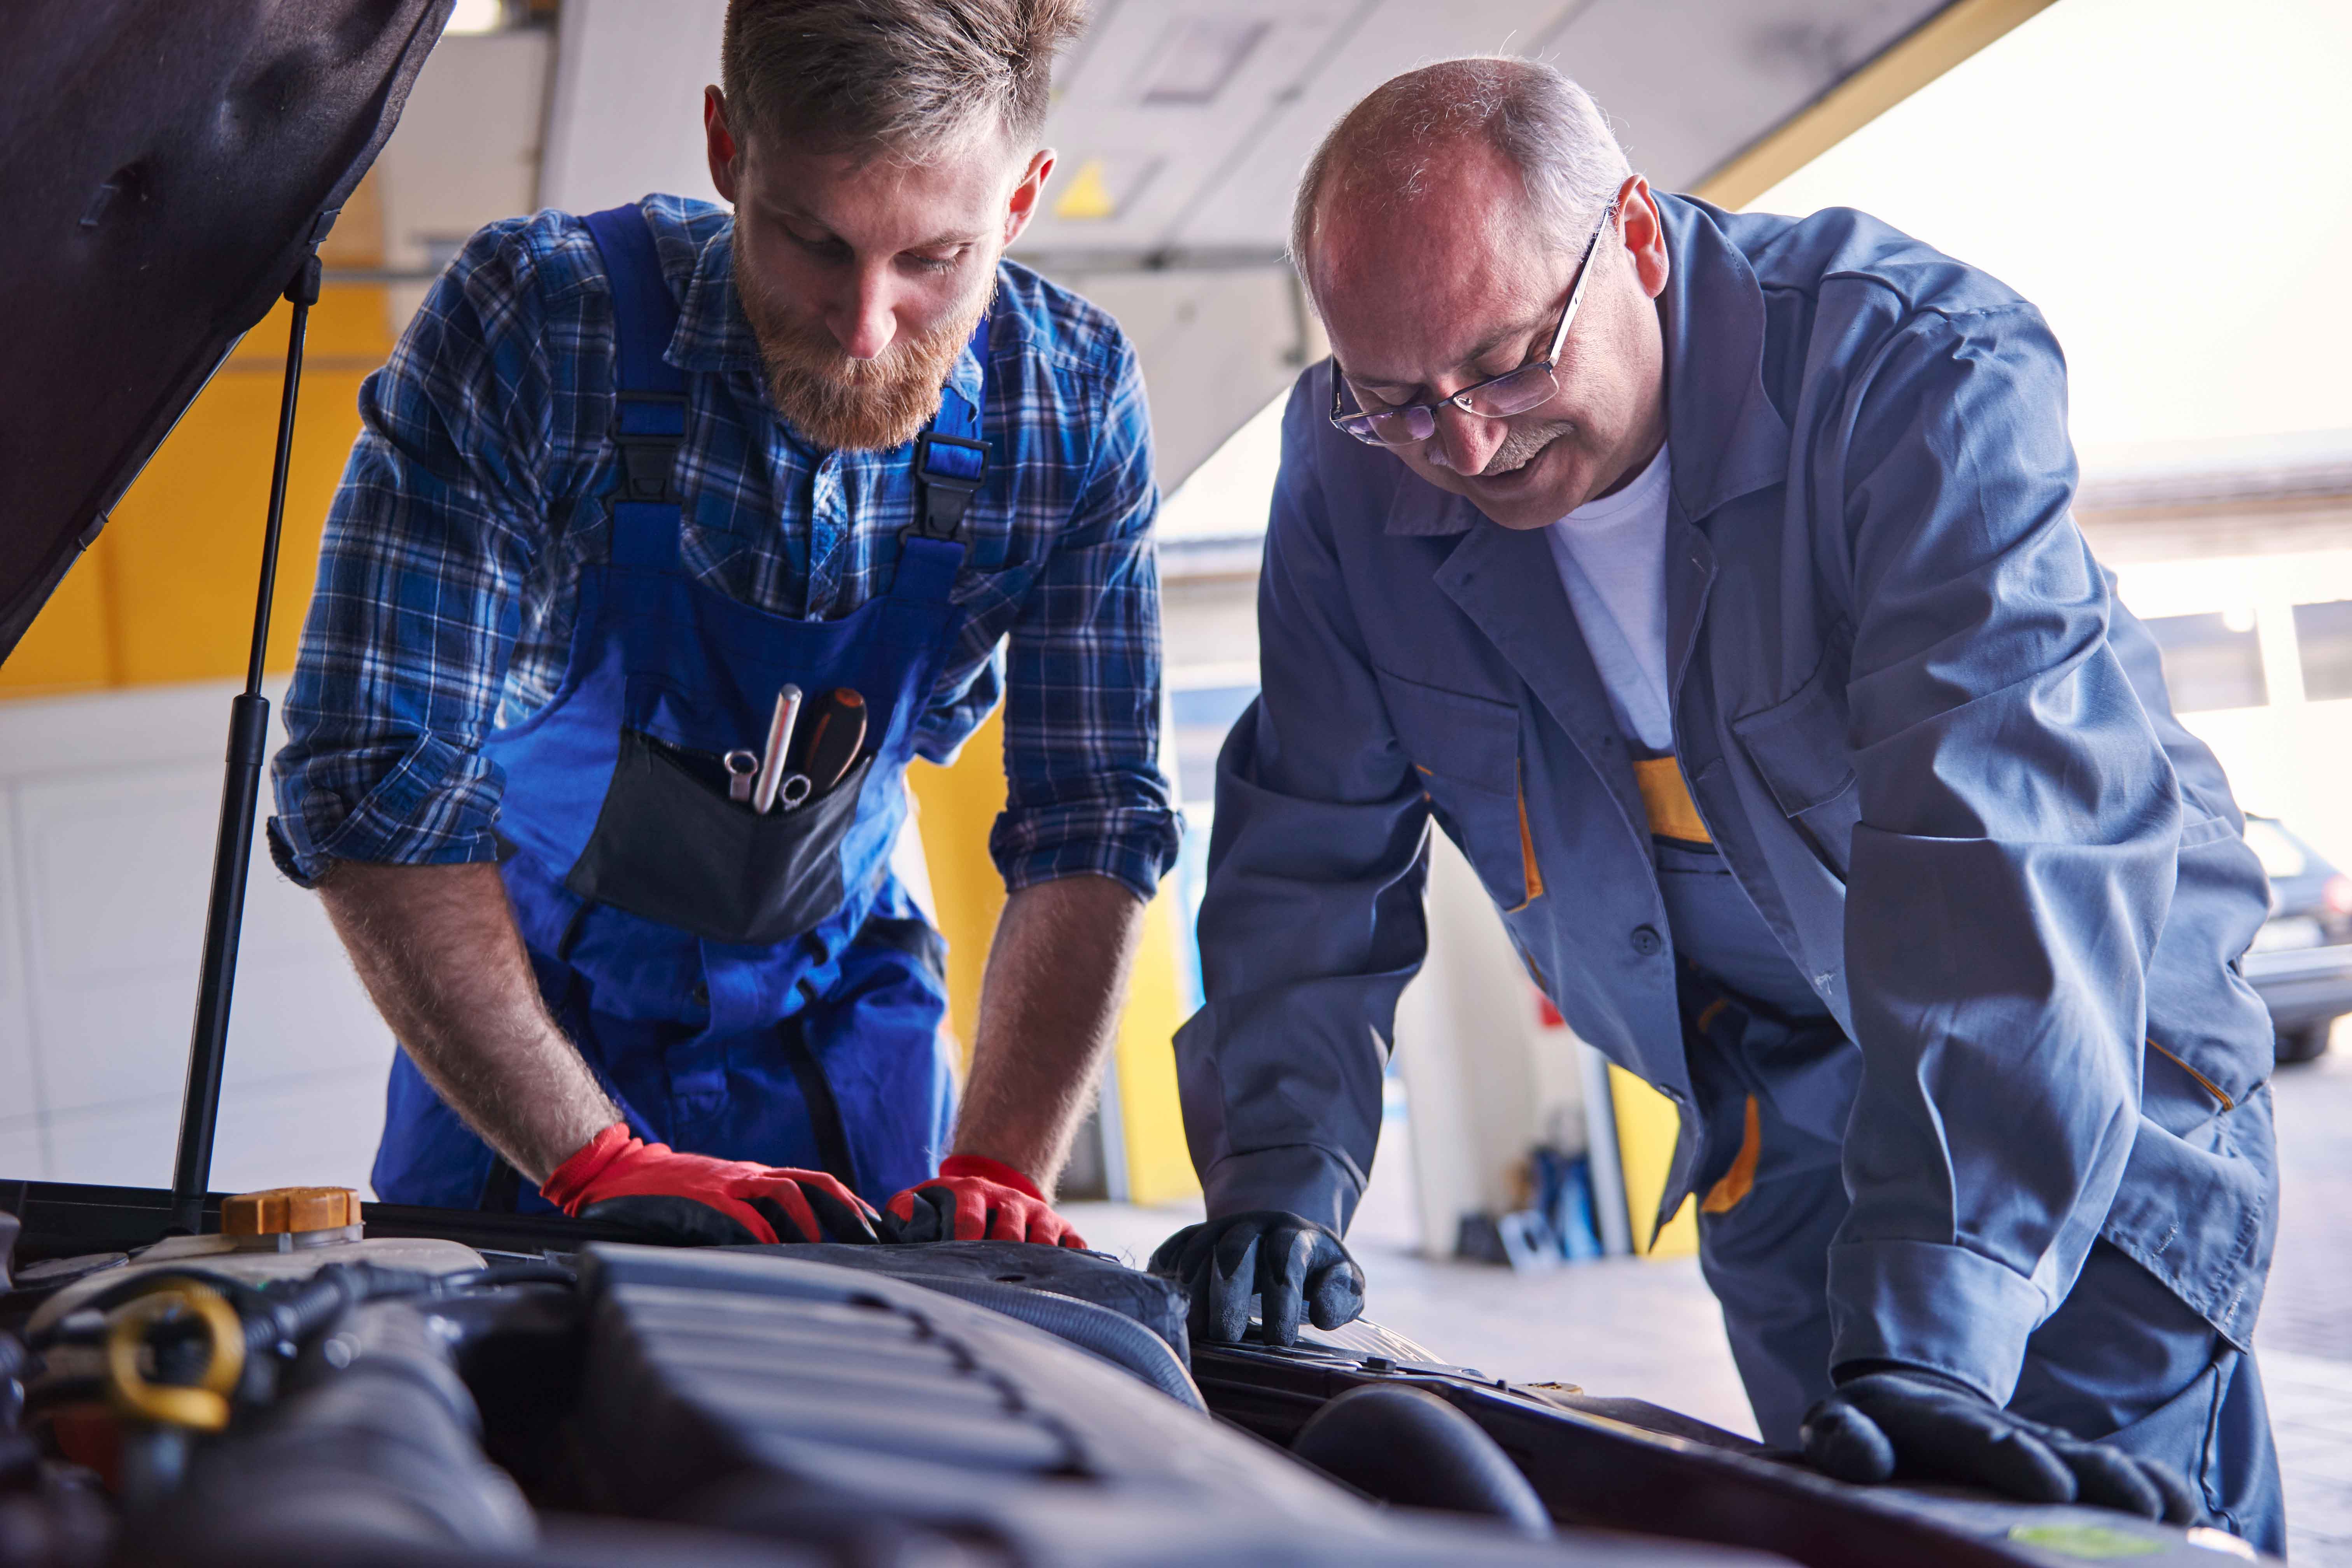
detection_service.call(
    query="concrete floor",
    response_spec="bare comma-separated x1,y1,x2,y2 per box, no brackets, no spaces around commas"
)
1068,1024,2352,1564
2261,1034,2352,1564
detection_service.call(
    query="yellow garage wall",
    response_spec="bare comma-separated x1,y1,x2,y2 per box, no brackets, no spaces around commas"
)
126,301,386,686
0,288,385,700
0,540,118,695
907,713,1199,1204
1109,886,1197,1204
905,710,1012,1060
1609,1064,1698,1258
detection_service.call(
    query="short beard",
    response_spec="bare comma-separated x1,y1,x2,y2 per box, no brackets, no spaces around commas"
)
731,226,993,452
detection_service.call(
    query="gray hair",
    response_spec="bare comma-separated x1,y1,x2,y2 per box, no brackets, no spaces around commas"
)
1290,58,1630,280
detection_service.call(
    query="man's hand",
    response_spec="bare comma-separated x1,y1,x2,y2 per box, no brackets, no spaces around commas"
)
883,1154,1087,1247
1802,1367,2201,1524
1149,1211,1365,1347
542,1122,880,1245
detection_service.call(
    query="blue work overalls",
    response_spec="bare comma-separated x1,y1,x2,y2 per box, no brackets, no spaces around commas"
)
371,206,980,1212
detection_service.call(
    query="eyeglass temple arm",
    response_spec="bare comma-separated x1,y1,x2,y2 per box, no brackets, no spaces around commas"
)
1542,200,1618,366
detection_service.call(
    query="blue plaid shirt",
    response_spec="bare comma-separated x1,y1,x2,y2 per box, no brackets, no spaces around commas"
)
271,195,1177,902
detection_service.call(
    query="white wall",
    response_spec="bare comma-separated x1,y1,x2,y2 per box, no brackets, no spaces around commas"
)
1391,833,1592,1256
539,0,727,215
0,684,395,1194
2116,550,2352,868
374,27,554,328
1744,0,2352,460
379,28,553,264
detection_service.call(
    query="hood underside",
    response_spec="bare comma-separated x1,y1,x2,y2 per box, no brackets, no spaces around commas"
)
0,0,451,663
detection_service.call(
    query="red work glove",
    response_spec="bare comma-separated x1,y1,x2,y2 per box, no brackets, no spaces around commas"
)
541,1122,880,1245
883,1154,1088,1248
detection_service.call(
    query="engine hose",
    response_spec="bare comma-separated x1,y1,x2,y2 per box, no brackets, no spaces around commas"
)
437,1261,577,1292
1292,1384,1552,1535
52,1260,572,1357
32,1268,261,1349
904,1276,1208,1412
116,1300,535,1559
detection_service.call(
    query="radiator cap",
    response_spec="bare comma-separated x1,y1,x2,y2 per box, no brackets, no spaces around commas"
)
221,1186,362,1238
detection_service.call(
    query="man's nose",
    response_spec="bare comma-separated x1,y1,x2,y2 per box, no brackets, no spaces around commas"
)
831,265,899,360
1431,402,1504,477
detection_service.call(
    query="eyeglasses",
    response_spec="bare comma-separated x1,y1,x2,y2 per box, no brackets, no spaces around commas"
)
1329,201,1617,448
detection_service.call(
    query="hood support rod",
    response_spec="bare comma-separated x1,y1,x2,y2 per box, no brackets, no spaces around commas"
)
169,255,324,1236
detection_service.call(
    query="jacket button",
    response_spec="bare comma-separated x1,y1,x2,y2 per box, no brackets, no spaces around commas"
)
1630,925,1663,956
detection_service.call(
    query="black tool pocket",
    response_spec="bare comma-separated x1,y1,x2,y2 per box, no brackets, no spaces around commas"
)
566,728,876,946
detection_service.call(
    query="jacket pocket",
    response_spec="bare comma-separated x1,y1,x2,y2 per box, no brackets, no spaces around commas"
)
1730,651,1860,880
2144,818,2275,1117
1372,665,1532,910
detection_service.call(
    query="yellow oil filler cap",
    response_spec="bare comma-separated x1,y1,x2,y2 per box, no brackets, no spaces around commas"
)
220,1186,364,1251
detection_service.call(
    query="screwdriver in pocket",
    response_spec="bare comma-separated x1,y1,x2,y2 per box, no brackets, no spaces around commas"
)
752,685,803,814
797,689,867,795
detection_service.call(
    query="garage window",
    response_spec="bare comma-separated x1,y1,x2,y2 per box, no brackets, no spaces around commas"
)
2294,599,2352,702
2142,611,2267,712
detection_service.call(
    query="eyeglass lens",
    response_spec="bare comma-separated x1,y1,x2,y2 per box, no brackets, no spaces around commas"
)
1342,362,1559,446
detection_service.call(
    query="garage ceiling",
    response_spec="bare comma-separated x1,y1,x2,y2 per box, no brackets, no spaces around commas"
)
532,0,2036,492
1017,0,1951,269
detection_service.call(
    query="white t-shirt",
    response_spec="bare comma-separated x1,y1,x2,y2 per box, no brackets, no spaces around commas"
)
1545,442,1674,751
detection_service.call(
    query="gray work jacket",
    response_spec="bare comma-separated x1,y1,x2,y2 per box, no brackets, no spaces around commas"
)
1176,194,2278,1406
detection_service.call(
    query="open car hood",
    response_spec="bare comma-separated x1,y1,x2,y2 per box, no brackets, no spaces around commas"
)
0,0,451,662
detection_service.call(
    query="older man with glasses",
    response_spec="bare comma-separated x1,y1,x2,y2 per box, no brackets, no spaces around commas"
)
1152,57,2283,1552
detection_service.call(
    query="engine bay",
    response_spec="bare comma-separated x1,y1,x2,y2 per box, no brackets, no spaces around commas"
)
0,1185,2259,1568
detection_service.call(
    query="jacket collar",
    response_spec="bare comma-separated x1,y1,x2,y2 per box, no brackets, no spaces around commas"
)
1382,460,1483,537
666,219,985,418
1381,192,1788,537
1651,193,1788,522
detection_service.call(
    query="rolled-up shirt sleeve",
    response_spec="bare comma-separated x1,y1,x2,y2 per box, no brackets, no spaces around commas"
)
1171,371,1435,1232
1826,305,2182,1403
984,332,1179,903
268,221,555,886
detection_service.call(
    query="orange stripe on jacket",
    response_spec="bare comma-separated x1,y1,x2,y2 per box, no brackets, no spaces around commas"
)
1633,756,1710,844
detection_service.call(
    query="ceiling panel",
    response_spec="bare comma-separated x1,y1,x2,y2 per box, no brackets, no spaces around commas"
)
524,0,2002,493
1548,0,1944,191
1014,0,1951,263
1160,0,1584,250
1016,0,1359,256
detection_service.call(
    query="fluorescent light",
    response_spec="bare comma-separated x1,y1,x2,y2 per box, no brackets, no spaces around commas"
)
445,0,506,35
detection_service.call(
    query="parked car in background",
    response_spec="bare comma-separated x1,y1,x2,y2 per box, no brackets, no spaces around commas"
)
2240,815,2352,1063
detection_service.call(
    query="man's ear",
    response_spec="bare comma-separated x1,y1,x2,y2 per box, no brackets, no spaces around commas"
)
1618,174,1670,300
1003,147,1056,247
705,86,741,204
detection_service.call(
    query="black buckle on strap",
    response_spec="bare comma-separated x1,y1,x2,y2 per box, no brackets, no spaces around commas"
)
612,390,686,504
909,430,986,541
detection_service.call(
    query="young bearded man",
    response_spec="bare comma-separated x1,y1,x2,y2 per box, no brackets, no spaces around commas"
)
272,0,1174,1252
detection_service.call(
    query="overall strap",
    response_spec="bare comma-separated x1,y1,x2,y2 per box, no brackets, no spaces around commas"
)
896,315,992,600
583,205,687,572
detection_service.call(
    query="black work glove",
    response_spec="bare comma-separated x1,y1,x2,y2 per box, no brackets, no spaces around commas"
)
1148,1211,1366,1348
1801,1367,2201,1524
